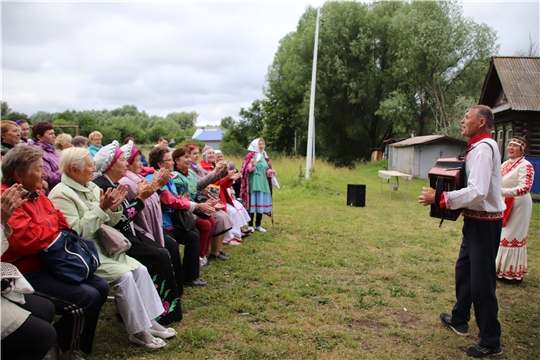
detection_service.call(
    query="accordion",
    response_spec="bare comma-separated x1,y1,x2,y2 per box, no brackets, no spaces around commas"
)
428,157,466,221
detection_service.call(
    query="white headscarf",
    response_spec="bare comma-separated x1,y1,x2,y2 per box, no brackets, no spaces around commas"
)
248,138,266,161
248,138,265,153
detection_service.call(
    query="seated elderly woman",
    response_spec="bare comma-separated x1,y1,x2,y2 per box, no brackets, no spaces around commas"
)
1,120,21,156
1,146,109,359
172,147,243,251
170,146,217,266
29,122,62,193
87,131,103,158
215,150,251,245
72,136,89,148
146,146,213,285
55,133,73,152
48,147,172,349
1,183,57,360
183,144,235,260
92,141,183,325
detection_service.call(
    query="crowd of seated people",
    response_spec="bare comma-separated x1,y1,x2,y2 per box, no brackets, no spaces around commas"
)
0,120,259,358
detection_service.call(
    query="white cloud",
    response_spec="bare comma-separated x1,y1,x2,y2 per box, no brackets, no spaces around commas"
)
2,0,538,125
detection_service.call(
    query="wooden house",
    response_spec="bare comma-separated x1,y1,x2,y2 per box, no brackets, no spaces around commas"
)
478,56,540,193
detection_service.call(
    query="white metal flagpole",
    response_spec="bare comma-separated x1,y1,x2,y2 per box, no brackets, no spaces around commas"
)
306,7,320,180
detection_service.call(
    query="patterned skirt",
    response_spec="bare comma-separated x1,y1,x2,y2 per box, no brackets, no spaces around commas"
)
250,191,273,214
495,195,532,281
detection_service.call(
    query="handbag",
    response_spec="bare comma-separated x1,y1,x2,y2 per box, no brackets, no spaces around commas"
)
39,230,100,284
173,210,196,231
1,262,34,305
71,187,131,256
97,224,132,256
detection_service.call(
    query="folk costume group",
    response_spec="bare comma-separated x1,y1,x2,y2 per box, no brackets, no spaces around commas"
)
419,105,535,358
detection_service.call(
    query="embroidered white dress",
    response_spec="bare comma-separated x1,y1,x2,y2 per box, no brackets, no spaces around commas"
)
496,157,535,280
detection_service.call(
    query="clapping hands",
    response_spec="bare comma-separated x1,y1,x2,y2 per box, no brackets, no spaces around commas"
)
196,202,215,217
152,168,170,189
136,180,155,202
1,184,28,227
100,184,128,212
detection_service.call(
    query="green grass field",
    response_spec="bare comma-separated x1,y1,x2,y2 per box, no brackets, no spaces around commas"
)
89,157,539,359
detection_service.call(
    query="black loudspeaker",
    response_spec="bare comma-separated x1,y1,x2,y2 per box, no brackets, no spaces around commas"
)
347,184,366,207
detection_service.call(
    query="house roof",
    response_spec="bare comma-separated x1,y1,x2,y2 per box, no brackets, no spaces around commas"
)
389,135,466,148
193,129,226,141
479,57,540,112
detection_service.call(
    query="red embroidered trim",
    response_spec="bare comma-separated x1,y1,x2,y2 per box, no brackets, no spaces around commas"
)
516,164,535,196
462,209,503,220
500,237,527,247
497,265,527,279
501,157,523,177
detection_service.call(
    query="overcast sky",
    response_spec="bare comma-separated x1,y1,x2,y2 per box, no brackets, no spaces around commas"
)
2,1,539,126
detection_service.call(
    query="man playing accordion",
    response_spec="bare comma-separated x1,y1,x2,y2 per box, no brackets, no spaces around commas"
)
419,105,504,358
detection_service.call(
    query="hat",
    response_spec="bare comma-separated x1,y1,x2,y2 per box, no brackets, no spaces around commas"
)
121,140,142,165
94,140,122,178
509,136,527,153
202,145,214,161
202,145,214,156
214,150,223,156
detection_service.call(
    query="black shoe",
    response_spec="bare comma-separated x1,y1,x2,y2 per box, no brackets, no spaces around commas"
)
241,232,251,239
183,278,207,287
465,344,503,358
497,277,522,285
439,313,469,336
208,251,230,261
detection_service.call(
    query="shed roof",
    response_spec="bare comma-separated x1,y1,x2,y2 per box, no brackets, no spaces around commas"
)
479,57,540,111
389,135,466,148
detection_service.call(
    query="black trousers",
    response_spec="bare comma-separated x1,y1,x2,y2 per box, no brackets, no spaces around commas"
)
249,213,263,227
2,293,57,360
25,270,109,354
164,227,201,282
451,217,502,348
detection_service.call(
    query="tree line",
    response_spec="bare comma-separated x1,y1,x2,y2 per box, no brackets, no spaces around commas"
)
3,1,500,165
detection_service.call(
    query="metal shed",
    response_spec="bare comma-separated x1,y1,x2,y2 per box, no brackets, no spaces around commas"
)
388,135,467,179
192,129,227,150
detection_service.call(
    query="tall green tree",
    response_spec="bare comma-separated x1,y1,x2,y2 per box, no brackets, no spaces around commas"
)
222,100,266,155
1,102,12,118
220,116,235,129
263,1,498,166
166,111,198,130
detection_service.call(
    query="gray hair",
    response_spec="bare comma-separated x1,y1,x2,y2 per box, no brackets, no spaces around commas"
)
469,105,494,130
59,147,91,174
1,146,44,186
72,136,88,147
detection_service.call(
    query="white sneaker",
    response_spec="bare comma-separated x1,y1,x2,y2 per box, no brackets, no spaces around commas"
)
247,226,254,233
228,240,242,246
254,226,266,233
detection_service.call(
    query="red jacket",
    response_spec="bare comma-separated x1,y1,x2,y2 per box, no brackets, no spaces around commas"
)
1,183,69,274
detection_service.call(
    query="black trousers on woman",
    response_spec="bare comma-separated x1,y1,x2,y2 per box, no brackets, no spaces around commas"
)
24,271,109,354
164,227,201,283
2,293,56,360
124,231,183,325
